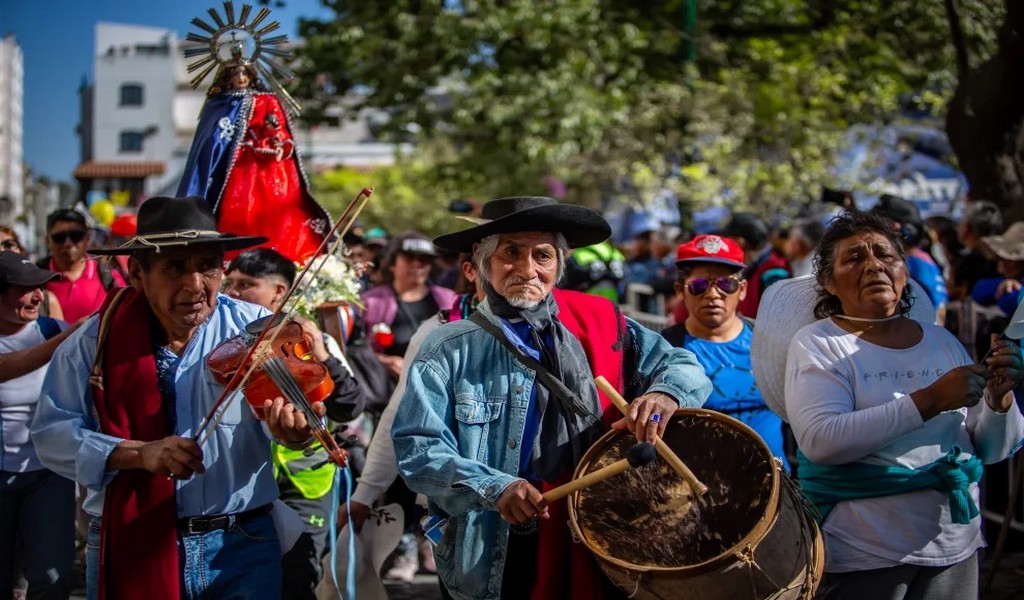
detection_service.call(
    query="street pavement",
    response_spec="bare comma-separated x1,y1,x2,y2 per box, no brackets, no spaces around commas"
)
70,554,1024,599
384,574,444,600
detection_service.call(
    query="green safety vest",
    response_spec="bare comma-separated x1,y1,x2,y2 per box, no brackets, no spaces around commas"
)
573,242,625,301
272,441,337,499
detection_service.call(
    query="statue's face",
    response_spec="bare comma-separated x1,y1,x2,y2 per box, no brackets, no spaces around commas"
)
229,67,251,90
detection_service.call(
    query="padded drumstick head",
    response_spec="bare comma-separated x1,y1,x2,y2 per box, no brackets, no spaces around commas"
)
626,442,657,468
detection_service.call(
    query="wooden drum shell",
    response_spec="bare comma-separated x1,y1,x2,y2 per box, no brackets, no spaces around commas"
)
567,408,824,600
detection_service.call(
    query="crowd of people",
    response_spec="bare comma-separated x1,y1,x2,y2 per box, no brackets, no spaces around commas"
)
0,186,1021,600
10,2,1024,597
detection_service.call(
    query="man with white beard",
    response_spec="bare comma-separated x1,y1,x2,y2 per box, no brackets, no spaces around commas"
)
391,196,712,600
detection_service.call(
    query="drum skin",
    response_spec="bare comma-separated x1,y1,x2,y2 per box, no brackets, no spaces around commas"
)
568,409,824,600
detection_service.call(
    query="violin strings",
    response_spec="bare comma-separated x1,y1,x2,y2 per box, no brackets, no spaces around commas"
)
262,358,336,447
263,359,323,428
194,188,373,447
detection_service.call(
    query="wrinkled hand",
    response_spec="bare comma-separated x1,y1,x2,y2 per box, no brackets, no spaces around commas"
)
984,334,1023,410
291,316,331,362
496,480,549,525
264,396,326,447
376,353,403,379
610,392,678,443
337,500,372,533
912,365,987,420
996,278,1023,299
138,436,205,480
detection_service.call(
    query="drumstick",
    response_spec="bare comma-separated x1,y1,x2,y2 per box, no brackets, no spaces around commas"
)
595,376,709,496
542,443,657,503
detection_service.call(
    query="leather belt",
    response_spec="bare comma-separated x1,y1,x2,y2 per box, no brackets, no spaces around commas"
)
177,503,273,536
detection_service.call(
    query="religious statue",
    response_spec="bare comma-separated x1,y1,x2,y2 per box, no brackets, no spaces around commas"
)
177,2,331,263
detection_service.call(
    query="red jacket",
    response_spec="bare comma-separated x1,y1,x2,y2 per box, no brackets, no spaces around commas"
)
739,248,791,318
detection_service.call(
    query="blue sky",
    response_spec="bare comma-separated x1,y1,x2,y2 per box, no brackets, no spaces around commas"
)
2,0,332,182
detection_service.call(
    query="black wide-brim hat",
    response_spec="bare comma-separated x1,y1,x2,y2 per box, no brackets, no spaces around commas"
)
90,196,268,255
433,196,611,253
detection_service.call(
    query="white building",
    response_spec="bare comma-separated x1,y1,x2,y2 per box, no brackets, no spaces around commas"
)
77,22,408,205
0,33,24,224
74,23,176,203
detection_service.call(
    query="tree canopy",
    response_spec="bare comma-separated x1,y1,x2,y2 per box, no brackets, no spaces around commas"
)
295,0,1006,222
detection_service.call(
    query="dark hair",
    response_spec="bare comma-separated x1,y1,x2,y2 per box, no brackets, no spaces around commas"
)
791,218,825,249
723,213,769,251
812,211,915,319
0,225,23,254
924,215,962,259
207,64,267,97
964,200,1003,238
452,252,476,295
226,248,296,286
46,208,87,232
871,194,923,246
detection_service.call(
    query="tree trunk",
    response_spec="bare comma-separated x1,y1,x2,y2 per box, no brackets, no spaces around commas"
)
946,1,1024,222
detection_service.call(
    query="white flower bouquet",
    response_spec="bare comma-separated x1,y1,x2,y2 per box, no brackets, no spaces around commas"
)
292,253,364,319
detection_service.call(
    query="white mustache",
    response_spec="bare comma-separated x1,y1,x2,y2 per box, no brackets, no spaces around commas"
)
505,277,543,291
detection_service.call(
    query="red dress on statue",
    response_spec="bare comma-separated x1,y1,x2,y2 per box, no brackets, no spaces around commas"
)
177,90,330,263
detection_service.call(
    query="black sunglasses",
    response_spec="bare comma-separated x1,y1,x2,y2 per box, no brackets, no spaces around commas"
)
685,276,741,296
51,230,88,245
0,240,20,251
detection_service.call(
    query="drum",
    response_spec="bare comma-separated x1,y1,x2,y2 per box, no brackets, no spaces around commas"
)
568,408,823,600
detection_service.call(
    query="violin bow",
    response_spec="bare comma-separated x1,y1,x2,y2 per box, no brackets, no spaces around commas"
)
194,187,374,455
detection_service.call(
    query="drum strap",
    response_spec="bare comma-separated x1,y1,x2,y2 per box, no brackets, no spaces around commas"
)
470,312,595,420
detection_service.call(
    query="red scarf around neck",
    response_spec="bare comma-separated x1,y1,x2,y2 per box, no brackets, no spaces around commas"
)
90,287,180,600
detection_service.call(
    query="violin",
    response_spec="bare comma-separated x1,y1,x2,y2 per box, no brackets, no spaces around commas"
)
206,317,334,420
193,187,374,470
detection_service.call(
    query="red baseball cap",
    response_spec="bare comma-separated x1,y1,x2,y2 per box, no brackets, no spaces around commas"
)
675,235,746,269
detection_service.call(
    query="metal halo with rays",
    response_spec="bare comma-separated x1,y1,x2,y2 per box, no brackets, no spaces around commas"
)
184,1,301,114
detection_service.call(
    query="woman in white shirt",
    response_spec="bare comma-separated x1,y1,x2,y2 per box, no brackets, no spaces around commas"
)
785,211,1024,599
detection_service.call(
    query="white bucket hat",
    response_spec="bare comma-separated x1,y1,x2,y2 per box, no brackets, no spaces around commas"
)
751,275,937,422
316,503,404,600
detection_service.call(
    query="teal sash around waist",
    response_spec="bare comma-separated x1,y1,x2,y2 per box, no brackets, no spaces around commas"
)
797,445,984,525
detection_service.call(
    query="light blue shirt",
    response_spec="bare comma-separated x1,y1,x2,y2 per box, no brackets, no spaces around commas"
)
31,294,275,518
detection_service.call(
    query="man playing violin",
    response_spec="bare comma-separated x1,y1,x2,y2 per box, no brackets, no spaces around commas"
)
391,197,713,600
32,196,326,600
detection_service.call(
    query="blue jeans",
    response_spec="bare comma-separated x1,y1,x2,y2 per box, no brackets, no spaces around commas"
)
85,520,100,600
87,512,282,600
0,469,75,599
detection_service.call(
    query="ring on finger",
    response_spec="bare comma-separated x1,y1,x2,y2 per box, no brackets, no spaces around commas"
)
649,414,661,423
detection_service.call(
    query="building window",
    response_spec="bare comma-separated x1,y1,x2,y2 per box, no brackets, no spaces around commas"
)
120,84,144,106
119,131,144,153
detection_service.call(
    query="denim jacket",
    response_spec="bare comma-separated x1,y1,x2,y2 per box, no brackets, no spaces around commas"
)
391,301,711,600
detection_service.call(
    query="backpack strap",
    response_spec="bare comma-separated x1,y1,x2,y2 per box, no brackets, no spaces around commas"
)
98,261,115,291
36,316,62,341
660,322,688,348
